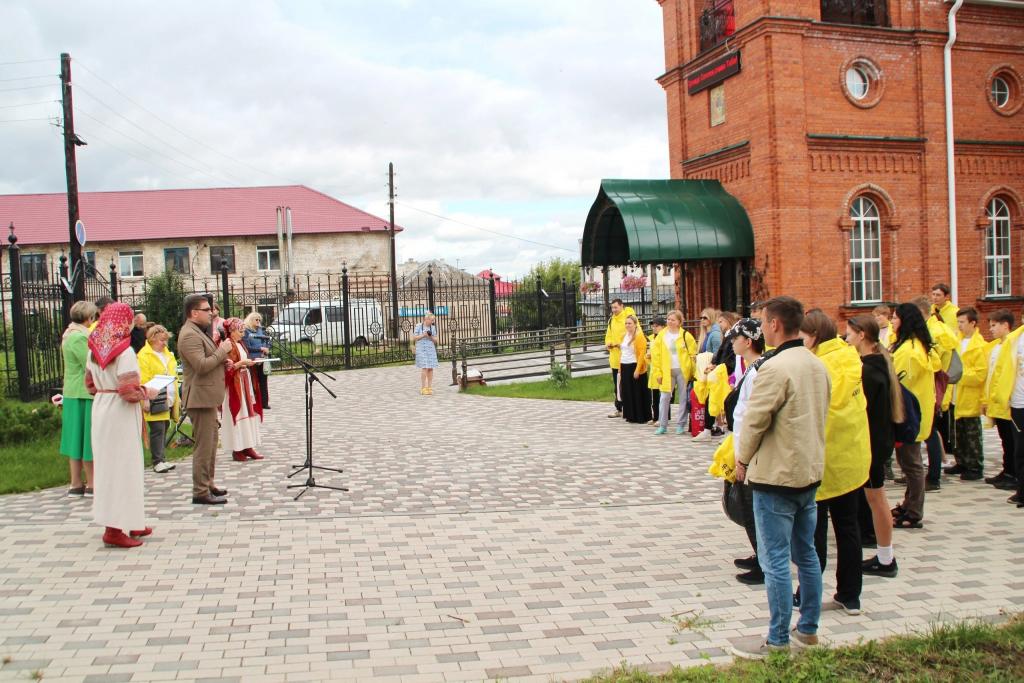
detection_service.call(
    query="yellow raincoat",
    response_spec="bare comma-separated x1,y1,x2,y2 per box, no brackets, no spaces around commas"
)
893,337,940,442
987,325,1024,420
953,331,988,419
814,337,870,501
927,316,958,411
604,306,637,370
694,363,730,418
650,327,697,392
933,300,959,333
137,341,180,423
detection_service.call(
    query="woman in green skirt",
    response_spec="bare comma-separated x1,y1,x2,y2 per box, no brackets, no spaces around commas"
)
60,300,98,496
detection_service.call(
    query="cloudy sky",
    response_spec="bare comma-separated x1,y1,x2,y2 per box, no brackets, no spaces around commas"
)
0,1,669,277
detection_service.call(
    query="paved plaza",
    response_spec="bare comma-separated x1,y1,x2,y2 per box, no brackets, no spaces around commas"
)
1,365,1022,682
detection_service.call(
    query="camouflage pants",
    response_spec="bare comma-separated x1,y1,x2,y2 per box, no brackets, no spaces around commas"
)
954,417,983,475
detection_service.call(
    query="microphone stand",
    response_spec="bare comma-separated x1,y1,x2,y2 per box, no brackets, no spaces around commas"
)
267,330,348,500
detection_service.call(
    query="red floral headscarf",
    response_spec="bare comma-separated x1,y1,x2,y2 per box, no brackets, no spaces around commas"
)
223,317,244,336
88,302,134,370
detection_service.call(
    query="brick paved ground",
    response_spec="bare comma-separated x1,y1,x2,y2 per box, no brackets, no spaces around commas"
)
1,366,1021,682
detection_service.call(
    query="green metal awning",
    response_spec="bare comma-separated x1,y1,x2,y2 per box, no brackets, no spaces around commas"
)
580,179,754,266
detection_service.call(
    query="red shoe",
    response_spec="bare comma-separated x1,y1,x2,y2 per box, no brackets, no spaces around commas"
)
103,527,143,548
245,448,265,460
232,451,248,462
129,527,153,538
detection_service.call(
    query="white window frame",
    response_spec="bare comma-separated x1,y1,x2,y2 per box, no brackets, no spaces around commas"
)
991,76,1010,108
118,250,144,278
845,66,870,100
985,197,1012,297
256,245,280,272
849,196,882,304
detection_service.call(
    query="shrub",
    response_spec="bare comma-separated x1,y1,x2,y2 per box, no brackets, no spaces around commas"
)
550,361,571,388
0,400,61,444
143,270,188,351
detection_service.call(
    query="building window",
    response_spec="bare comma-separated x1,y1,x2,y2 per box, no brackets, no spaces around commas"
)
820,0,889,27
849,197,882,304
987,66,1022,116
256,245,280,271
20,253,47,283
846,66,869,99
119,250,144,277
164,247,190,274
210,246,236,274
698,0,736,53
985,198,1012,297
84,250,96,269
840,57,883,108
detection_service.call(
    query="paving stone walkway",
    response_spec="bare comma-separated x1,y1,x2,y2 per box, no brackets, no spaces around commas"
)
1,365,1022,682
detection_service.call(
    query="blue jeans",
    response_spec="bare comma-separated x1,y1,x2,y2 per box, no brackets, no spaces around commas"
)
753,488,822,645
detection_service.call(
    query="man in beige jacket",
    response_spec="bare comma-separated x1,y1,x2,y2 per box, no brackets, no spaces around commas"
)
178,294,232,504
732,296,831,659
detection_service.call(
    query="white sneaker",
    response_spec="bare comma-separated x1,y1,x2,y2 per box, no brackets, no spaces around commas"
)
154,461,175,473
692,431,712,442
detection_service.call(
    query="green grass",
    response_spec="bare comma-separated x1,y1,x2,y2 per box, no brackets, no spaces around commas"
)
0,420,194,495
584,615,1024,682
465,372,612,402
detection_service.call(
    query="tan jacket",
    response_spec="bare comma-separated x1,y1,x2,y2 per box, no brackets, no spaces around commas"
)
736,340,831,493
178,320,229,409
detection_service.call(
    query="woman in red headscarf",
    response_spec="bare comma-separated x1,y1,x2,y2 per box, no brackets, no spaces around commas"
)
221,317,265,462
85,302,157,548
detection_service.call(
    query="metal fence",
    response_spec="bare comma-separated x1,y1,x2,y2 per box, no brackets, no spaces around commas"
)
2,225,686,400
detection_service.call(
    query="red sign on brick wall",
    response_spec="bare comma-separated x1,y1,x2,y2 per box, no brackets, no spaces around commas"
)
687,52,741,95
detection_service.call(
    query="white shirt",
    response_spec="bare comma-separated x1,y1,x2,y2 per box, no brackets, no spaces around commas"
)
663,331,680,369
620,333,637,364
732,362,760,461
1011,335,1024,409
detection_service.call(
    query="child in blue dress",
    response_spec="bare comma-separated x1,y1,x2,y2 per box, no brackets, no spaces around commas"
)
414,312,439,395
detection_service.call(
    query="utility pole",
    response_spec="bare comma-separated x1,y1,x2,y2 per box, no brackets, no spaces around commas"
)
61,52,86,302
388,162,399,338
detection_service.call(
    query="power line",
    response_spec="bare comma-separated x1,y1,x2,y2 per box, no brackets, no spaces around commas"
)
74,126,203,183
0,84,58,93
395,200,574,252
74,60,294,185
0,58,52,67
0,99,59,110
0,117,55,124
0,74,56,83
74,84,248,185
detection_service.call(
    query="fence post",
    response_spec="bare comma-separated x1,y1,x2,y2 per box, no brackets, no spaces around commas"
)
451,338,460,386
7,225,32,401
564,330,572,377
426,266,435,313
58,253,71,329
549,344,555,371
108,259,118,301
460,344,468,390
220,259,230,318
535,275,544,332
488,272,498,355
561,277,570,328
342,265,352,369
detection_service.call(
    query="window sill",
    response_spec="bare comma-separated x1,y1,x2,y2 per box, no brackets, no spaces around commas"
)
978,295,1024,303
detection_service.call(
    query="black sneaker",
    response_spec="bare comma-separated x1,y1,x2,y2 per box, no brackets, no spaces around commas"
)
884,464,896,480
736,569,765,585
925,480,941,492
832,595,861,615
1008,494,1022,505
894,477,907,485
985,471,1008,485
944,464,965,475
862,555,899,578
995,478,1019,491
793,589,801,608
734,555,758,570
960,472,983,481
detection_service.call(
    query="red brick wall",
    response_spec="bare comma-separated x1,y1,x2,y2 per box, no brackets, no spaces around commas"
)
656,0,1024,326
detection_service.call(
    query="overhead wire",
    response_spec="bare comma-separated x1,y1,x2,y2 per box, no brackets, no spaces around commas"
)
0,58,53,67
0,117,56,124
395,200,574,252
0,84,59,93
0,74,56,83
0,99,60,110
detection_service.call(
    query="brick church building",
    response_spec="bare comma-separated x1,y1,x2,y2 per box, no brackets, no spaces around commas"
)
653,0,1023,319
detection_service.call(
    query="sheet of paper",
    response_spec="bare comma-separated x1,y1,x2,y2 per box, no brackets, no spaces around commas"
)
143,375,176,391
251,358,280,364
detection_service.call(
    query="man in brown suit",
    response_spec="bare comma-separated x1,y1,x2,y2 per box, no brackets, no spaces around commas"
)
178,294,233,504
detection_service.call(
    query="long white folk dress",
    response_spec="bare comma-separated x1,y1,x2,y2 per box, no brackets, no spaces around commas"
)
88,350,146,533
221,342,263,453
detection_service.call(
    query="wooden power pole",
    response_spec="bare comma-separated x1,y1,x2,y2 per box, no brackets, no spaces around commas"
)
61,52,86,302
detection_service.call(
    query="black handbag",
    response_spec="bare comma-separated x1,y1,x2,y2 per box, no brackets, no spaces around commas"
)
148,389,169,413
722,481,746,527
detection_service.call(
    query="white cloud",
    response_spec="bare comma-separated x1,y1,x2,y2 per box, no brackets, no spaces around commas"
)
0,0,669,277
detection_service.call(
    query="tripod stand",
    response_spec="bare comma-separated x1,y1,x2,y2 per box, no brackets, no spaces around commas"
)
270,335,348,500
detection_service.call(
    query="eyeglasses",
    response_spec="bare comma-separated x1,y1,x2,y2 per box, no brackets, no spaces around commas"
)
700,316,709,320
197,307,212,312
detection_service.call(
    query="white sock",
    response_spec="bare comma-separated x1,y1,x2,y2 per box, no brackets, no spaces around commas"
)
877,545,895,565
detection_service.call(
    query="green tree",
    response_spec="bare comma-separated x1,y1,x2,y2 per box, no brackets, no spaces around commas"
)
143,270,188,351
509,258,581,329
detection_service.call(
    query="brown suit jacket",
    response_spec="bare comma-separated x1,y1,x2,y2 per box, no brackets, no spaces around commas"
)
178,319,229,409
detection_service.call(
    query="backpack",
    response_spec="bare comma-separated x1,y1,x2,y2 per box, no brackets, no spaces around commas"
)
894,374,922,444
946,349,963,384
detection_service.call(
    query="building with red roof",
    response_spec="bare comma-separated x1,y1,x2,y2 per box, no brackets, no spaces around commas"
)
476,269,518,296
0,185,399,282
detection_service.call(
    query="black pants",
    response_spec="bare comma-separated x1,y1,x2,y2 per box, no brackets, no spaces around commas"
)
611,369,622,411
1010,408,1024,496
814,488,862,604
996,418,1016,477
253,362,270,408
651,387,674,422
740,480,757,555
937,408,953,453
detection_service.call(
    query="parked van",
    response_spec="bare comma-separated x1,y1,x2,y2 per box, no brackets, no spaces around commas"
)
271,298,384,348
